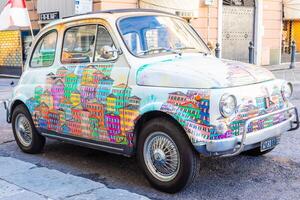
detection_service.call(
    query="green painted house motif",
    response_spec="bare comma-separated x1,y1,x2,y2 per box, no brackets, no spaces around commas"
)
64,73,79,99
97,64,113,77
176,102,201,125
112,84,132,109
89,116,100,139
34,86,43,103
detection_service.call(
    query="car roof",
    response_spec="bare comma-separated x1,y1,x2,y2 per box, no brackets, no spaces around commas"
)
43,9,177,30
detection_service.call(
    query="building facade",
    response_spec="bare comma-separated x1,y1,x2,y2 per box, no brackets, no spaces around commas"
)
0,0,296,71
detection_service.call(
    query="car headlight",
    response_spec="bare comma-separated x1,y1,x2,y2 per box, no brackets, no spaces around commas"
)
282,82,293,100
220,94,237,117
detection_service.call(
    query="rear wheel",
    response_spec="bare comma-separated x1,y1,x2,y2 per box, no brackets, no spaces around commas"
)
12,104,45,154
137,118,199,193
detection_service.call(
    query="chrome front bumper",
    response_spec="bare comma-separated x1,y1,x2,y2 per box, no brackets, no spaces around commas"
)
205,107,299,157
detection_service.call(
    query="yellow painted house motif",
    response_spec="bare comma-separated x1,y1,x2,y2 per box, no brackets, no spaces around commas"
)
70,90,81,106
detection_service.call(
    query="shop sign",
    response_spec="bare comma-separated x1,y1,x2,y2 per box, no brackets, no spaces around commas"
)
39,11,60,21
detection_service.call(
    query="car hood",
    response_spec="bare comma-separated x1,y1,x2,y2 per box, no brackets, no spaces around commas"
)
136,54,275,88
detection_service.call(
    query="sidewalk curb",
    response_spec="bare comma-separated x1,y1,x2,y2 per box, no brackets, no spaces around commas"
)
0,156,149,200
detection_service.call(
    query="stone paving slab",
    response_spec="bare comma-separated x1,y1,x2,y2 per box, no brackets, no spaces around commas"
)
0,156,149,200
65,188,149,200
0,180,47,200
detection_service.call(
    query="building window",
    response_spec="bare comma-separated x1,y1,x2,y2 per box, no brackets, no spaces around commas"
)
223,0,254,6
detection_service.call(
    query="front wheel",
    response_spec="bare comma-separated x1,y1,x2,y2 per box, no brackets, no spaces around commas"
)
137,118,199,193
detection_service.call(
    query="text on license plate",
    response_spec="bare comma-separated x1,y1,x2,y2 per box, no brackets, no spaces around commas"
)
260,137,279,152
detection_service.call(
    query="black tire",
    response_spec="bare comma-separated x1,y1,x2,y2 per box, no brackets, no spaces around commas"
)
243,147,275,156
137,117,199,193
12,104,45,154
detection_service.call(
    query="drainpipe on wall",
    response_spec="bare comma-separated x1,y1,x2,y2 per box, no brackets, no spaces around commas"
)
217,0,223,58
254,0,263,66
207,6,210,43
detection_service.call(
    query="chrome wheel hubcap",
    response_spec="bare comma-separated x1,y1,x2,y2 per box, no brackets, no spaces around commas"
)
144,132,180,182
15,114,32,147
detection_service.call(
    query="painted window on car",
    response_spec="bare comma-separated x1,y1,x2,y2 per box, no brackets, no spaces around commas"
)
61,25,97,64
30,31,57,67
94,26,117,62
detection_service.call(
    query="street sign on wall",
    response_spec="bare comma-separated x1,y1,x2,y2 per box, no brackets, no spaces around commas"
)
39,12,60,21
75,0,93,14
139,0,200,18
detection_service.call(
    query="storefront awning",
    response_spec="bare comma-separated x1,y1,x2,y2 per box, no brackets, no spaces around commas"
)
139,0,200,18
284,0,300,20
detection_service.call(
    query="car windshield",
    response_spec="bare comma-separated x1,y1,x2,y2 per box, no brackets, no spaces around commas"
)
118,15,210,57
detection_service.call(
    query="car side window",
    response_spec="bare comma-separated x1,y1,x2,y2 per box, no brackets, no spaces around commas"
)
61,25,97,64
30,31,57,68
94,26,117,62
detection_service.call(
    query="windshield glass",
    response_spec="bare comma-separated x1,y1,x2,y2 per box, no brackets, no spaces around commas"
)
118,15,209,56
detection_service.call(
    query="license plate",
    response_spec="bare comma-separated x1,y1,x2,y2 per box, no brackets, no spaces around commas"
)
260,137,278,152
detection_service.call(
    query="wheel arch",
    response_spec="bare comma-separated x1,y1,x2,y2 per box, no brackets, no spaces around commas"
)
8,99,29,123
133,110,193,154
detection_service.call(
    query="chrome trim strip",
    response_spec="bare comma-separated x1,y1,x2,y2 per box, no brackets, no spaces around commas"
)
41,132,124,152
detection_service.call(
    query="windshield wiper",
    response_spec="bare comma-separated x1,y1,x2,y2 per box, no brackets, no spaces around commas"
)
174,47,196,50
175,46,209,55
137,47,178,56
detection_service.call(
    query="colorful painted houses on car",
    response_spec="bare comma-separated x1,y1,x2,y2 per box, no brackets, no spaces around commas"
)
167,91,187,106
80,83,97,108
176,101,201,124
59,97,72,120
40,89,54,109
56,66,68,79
28,63,144,147
51,79,65,109
112,83,132,109
93,70,105,84
70,90,81,107
64,72,79,99
96,76,114,103
34,86,43,103
105,113,122,143
198,97,210,126
185,120,211,142
98,64,113,77
106,94,117,113
86,99,105,127
81,65,97,85
120,105,140,132
26,97,39,113
47,109,61,132
129,96,141,107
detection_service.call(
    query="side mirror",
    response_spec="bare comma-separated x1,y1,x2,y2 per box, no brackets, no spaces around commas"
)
99,45,118,60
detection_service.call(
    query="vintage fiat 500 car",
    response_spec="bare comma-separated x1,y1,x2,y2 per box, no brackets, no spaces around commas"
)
5,9,299,193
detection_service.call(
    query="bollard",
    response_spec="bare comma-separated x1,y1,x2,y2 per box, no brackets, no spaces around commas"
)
215,42,220,58
290,41,296,69
248,41,254,64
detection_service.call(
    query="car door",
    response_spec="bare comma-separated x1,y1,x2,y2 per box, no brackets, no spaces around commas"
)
51,21,132,148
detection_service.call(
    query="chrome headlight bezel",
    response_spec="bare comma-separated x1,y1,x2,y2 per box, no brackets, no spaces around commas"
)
281,82,293,101
219,94,237,118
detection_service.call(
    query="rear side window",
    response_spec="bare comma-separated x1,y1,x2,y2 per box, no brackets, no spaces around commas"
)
30,31,57,67
61,25,97,64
